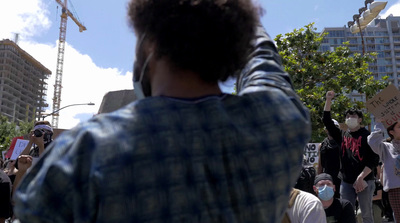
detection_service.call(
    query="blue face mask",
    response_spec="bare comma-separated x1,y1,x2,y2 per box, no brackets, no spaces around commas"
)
317,185,334,201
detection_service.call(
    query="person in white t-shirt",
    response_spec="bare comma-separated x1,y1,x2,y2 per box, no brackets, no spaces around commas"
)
282,188,327,223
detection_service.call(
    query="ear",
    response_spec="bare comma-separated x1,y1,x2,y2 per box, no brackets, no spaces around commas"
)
389,130,394,137
313,185,318,194
358,117,362,124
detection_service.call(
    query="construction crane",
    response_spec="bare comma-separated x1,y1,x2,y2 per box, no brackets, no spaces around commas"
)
52,0,86,128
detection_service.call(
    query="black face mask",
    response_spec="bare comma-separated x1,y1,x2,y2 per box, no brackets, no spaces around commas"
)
133,34,152,98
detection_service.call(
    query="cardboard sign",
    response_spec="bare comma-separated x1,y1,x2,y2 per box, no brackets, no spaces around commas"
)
304,143,320,170
10,139,29,160
366,84,400,128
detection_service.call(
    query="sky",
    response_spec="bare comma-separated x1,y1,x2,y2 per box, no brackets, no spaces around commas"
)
1,0,400,129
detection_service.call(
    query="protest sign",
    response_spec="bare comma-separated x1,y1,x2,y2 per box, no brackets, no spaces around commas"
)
10,139,29,160
304,143,320,170
366,84,400,128
5,136,24,159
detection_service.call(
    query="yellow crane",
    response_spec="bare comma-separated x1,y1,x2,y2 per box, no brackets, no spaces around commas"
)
52,0,86,128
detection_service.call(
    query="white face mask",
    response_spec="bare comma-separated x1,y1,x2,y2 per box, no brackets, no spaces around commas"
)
133,52,153,100
345,117,359,129
133,33,153,100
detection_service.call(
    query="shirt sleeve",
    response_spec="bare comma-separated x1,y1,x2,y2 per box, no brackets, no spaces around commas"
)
236,24,309,120
367,122,388,160
362,132,380,173
322,111,342,144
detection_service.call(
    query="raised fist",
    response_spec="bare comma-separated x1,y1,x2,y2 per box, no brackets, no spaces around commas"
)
326,91,335,100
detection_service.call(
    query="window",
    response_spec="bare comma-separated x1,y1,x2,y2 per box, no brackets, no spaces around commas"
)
321,45,330,52
376,31,389,36
327,30,345,37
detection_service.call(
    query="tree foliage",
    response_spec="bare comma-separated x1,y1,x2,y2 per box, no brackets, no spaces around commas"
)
275,23,388,142
0,115,34,153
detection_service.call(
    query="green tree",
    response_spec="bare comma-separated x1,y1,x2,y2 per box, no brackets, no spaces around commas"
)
0,115,34,153
275,23,388,142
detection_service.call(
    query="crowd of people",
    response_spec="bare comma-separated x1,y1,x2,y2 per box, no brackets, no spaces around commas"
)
289,91,399,223
0,0,399,222
0,121,53,222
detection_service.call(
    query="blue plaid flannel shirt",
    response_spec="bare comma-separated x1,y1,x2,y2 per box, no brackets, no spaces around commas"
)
14,26,310,223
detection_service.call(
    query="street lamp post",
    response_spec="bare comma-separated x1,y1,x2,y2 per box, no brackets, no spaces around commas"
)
347,1,388,55
41,102,95,127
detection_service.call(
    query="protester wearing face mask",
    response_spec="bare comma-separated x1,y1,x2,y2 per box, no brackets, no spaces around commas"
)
12,0,311,222
368,119,400,223
323,91,379,223
313,173,356,223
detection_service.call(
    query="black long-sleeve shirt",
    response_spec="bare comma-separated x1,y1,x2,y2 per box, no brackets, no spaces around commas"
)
322,111,379,183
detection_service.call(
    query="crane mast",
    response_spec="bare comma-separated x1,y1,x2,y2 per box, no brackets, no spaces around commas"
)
52,0,86,128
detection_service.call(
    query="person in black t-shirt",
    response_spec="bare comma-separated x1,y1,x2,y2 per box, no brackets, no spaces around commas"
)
323,91,379,223
318,119,341,199
313,173,356,223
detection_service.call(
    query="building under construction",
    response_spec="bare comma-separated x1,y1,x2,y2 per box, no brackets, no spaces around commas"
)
0,39,51,123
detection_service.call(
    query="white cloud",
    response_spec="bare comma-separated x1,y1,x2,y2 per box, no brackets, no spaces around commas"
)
0,0,51,40
380,0,400,18
19,38,133,130
2,0,134,130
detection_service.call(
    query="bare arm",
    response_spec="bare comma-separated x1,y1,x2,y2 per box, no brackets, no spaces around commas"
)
373,189,382,201
12,155,33,197
354,167,372,193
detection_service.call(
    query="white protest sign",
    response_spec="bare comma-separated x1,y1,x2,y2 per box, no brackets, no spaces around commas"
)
10,139,29,160
304,143,320,170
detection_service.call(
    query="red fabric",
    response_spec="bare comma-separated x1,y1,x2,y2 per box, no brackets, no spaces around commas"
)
5,136,24,159
389,187,400,223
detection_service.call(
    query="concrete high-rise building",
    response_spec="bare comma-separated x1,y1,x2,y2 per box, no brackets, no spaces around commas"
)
0,39,51,122
98,90,136,114
321,15,400,95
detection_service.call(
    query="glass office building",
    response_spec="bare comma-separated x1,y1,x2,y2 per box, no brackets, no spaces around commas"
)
321,15,400,90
